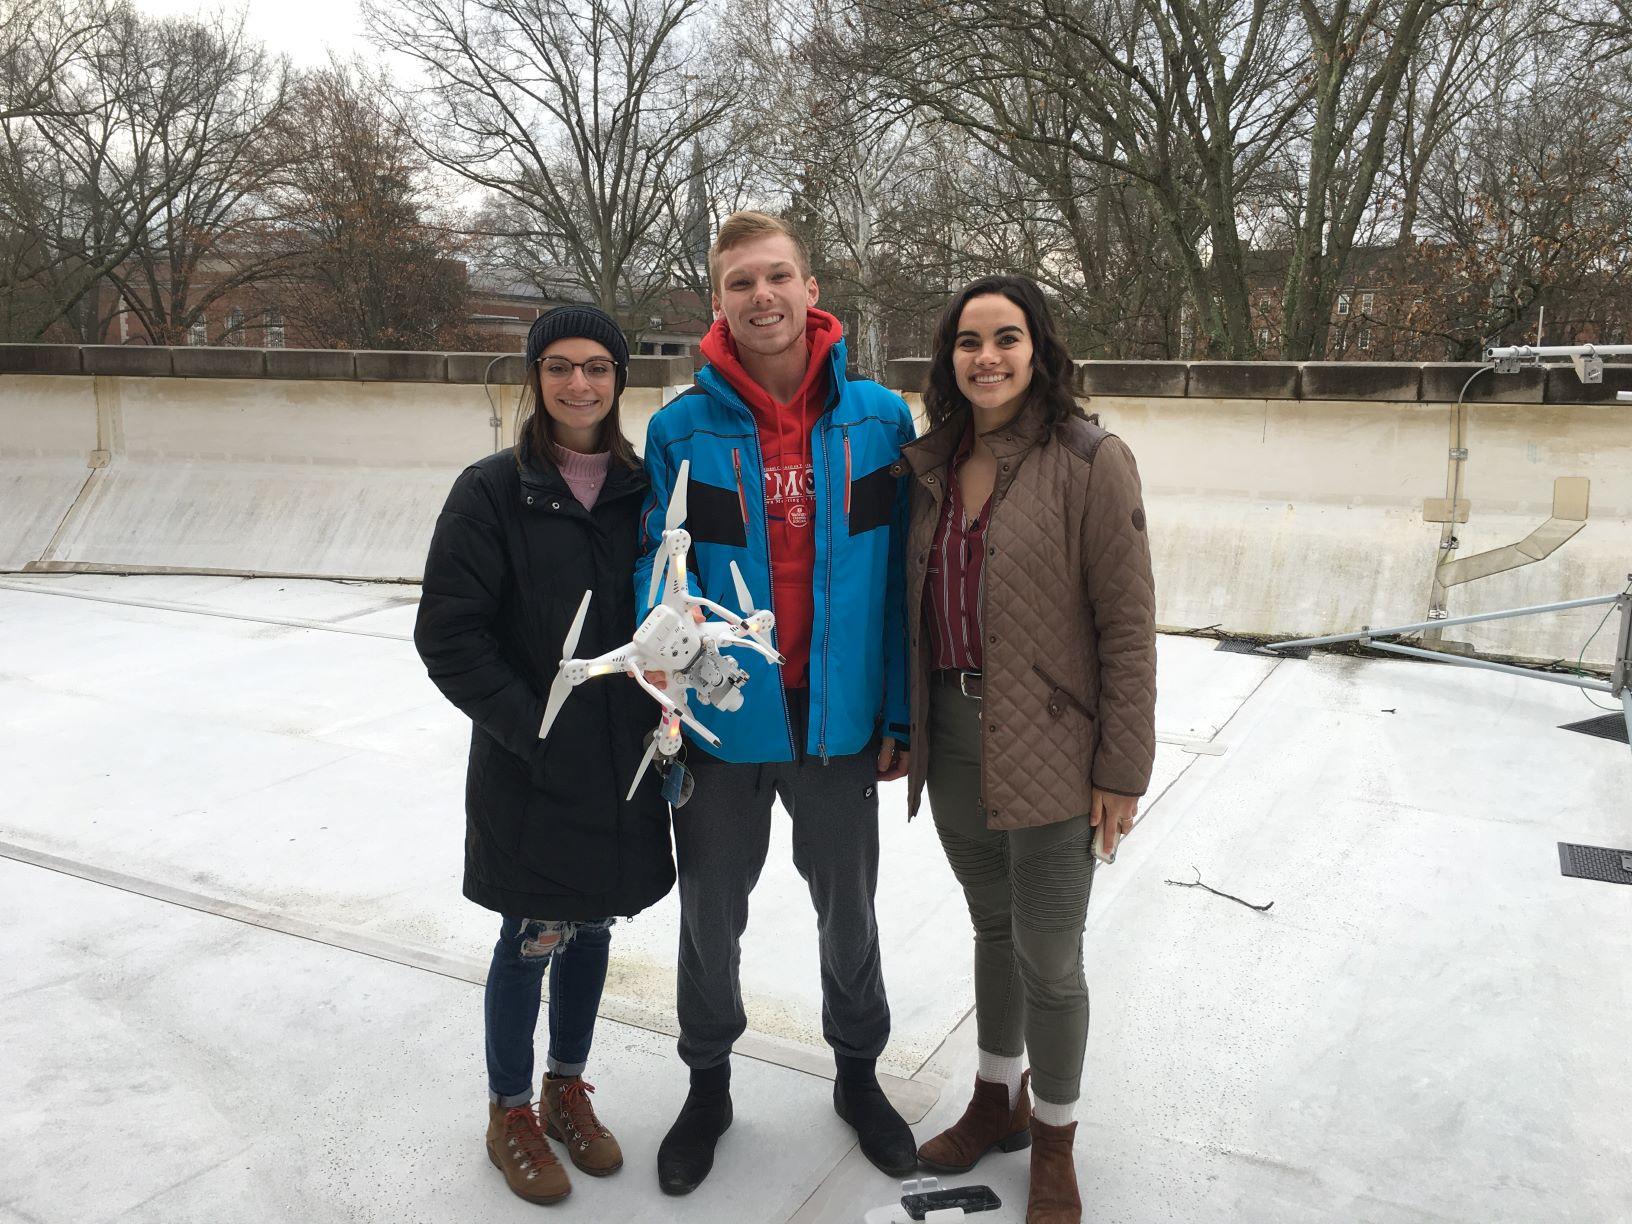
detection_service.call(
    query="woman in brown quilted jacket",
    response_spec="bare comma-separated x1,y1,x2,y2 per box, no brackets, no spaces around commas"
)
902,275,1157,1224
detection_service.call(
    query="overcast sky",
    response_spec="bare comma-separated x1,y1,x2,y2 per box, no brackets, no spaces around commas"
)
131,0,374,69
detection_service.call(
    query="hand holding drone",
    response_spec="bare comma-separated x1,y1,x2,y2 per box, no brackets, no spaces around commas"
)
537,460,783,800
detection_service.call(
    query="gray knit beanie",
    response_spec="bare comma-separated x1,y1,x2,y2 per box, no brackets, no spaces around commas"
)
525,304,630,395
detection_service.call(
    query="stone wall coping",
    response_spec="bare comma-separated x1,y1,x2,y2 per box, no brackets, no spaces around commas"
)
0,344,694,389
2,345,1626,404
882,356,1632,405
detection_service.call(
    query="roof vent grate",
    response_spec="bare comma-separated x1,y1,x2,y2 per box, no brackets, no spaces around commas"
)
1558,842,1632,885
1559,714,1629,744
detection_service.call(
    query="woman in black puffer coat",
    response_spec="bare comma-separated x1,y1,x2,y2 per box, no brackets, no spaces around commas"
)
415,306,673,1206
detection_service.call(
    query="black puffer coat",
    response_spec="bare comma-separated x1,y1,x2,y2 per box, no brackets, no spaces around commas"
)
415,447,675,921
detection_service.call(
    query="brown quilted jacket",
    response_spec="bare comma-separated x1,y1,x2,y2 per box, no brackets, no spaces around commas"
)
901,401,1157,828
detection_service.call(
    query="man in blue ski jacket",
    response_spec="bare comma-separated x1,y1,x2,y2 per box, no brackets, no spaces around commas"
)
635,211,916,1193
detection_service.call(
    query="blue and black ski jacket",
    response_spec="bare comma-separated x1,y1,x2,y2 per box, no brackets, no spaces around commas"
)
634,335,915,764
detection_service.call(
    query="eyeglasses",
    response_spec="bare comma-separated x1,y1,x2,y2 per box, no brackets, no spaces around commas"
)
539,357,618,382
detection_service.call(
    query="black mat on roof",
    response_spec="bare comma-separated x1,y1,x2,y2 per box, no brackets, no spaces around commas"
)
1558,843,1632,886
1558,714,1630,744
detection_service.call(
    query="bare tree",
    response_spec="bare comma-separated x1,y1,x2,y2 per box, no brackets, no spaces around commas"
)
0,0,108,123
722,3,937,376
104,15,296,344
861,0,1309,357
1386,0,1499,247
1273,0,1457,359
0,0,119,338
1388,26,1632,356
1569,0,1632,60
0,3,299,340
655,117,776,310
269,62,481,350
366,0,732,332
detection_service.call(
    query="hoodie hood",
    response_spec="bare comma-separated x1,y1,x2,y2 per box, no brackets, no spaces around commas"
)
698,307,843,419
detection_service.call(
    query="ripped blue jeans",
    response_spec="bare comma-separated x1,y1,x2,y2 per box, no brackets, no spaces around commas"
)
485,915,614,1107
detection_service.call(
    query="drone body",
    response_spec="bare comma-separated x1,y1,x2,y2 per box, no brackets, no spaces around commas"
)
538,460,781,799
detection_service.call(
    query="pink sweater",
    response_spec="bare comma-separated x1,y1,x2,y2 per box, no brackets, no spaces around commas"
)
557,446,613,511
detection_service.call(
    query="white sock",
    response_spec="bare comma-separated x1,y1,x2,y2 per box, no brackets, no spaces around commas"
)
977,1049,1024,1109
1032,1096,1076,1127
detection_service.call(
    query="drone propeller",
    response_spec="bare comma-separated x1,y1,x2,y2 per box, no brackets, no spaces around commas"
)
539,590,592,740
646,459,692,608
666,458,690,533
626,734,659,801
729,560,777,655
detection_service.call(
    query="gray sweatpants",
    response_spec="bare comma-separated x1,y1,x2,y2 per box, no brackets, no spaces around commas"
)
673,692,890,1070
926,675,1095,1105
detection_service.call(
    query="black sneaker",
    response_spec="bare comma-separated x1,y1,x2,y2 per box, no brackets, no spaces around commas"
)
656,1062,734,1195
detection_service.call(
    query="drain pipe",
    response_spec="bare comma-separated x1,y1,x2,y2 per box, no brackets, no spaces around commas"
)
483,355,508,453
1423,365,1491,646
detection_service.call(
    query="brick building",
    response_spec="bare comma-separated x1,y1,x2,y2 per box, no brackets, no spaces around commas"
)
79,259,709,358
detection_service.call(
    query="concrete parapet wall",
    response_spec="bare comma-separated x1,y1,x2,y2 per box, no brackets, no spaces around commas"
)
887,356,1632,405
887,358,1631,665
1096,396,1630,666
0,375,100,569
0,355,668,582
2,345,1629,664
0,342,694,388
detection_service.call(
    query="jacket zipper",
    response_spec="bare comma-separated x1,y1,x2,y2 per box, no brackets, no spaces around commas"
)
1032,663,1095,720
731,447,748,524
745,428,796,762
908,466,948,822
819,421,834,762
842,426,852,518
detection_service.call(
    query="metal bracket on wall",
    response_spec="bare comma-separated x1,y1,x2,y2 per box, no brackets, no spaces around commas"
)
1426,474,1591,650
1435,476,1590,591
1423,362,1589,648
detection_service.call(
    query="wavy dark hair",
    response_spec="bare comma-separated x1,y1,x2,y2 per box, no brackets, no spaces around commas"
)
514,359,640,472
923,274,1081,431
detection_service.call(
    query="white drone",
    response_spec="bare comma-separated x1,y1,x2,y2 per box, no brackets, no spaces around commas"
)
537,460,783,799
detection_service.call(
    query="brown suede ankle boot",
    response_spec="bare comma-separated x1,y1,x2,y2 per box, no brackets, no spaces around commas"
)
487,1101,571,1204
541,1076,623,1176
1026,1116,1081,1224
917,1070,1032,1174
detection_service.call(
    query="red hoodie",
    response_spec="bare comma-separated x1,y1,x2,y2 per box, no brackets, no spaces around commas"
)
699,308,842,690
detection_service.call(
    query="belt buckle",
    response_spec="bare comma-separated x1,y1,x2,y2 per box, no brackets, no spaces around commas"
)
959,671,982,700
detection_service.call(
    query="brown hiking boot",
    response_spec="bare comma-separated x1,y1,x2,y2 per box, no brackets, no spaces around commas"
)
1026,1117,1081,1224
917,1071,1032,1173
541,1076,624,1176
487,1101,571,1204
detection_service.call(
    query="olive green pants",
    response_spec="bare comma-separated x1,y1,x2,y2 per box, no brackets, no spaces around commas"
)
927,675,1095,1105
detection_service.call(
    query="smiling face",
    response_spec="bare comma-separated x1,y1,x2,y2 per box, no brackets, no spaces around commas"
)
711,233,819,360
952,293,1035,424
537,336,616,452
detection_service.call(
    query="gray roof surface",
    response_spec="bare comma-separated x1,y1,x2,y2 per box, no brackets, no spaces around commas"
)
2,573,1628,1223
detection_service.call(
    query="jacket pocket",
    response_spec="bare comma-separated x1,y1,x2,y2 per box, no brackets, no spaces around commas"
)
847,458,898,536
685,473,749,548
1032,664,1094,722
516,695,622,894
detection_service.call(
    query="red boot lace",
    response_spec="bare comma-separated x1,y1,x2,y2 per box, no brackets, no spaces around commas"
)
503,1105,556,1171
558,1079,611,1144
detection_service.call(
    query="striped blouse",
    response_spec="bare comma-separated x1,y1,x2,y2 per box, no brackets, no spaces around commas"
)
926,425,988,672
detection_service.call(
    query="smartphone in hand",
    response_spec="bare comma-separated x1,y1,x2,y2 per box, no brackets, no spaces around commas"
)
1093,815,1120,865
